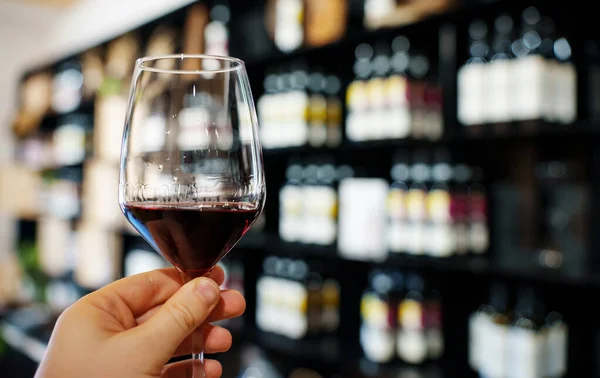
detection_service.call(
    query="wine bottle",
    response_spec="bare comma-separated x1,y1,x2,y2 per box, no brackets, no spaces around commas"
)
487,13,515,125
405,150,430,255
360,270,396,363
274,0,304,52
408,53,430,139
511,7,545,122
279,163,304,243
507,287,545,378
346,43,374,142
397,273,427,365
257,70,279,149
426,148,453,257
458,19,489,127
386,36,412,139
324,75,343,148
308,68,328,147
387,151,410,254
367,42,391,140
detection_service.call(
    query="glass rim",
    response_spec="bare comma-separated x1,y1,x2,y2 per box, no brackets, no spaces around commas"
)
136,54,245,74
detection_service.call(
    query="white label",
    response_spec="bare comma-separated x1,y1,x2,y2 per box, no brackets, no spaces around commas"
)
555,62,577,124
543,59,558,121
487,59,512,123
274,0,303,52
38,217,72,277
507,327,544,378
96,95,128,162
479,319,507,378
75,227,121,289
53,124,85,165
387,220,408,253
470,221,489,254
361,325,395,363
178,107,210,150
512,55,545,121
279,185,304,242
458,63,485,125
124,249,168,276
397,329,428,364
427,223,454,257
468,312,484,371
546,324,568,377
404,222,425,255
387,106,411,139
338,179,389,261
143,114,167,152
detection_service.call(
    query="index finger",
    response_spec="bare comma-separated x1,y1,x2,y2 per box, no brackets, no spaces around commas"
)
88,266,225,317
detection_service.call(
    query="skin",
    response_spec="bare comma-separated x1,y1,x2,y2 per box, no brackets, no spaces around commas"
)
35,266,245,378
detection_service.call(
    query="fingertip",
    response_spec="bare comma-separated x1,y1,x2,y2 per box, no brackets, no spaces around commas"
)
208,265,226,286
205,359,223,378
195,277,220,306
223,290,247,314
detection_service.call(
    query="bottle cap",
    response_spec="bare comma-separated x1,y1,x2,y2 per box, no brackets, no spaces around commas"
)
469,19,488,40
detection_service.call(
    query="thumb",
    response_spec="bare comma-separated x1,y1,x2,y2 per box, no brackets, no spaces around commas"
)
129,277,220,362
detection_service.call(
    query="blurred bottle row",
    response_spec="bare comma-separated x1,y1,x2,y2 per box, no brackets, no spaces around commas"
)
279,148,489,259
256,255,340,339
360,269,443,365
469,284,568,378
257,33,443,149
258,65,343,149
458,7,576,127
346,38,442,142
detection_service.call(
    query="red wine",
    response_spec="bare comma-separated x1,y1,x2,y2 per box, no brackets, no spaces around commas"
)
123,202,259,278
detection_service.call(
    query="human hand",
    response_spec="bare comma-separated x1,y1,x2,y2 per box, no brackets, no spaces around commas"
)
35,266,245,378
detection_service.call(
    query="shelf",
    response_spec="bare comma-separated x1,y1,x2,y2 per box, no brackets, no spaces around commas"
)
258,235,600,288
261,121,600,159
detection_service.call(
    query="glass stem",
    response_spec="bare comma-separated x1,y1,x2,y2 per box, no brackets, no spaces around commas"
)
191,326,205,378
180,271,208,378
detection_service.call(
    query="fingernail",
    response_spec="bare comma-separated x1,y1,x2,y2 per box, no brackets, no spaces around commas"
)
196,278,219,304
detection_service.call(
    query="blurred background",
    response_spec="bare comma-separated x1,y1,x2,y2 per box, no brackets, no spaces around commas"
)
0,0,598,377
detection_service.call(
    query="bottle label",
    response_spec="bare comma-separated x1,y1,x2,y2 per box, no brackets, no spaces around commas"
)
361,324,395,363
479,319,507,378
507,327,544,378
398,299,423,330
512,55,545,121
555,62,577,124
546,324,568,376
487,59,512,123
346,81,368,111
361,293,392,328
427,188,451,222
178,107,211,150
458,63,485,125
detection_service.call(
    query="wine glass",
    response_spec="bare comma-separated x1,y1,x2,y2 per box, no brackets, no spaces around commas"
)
118,54,265,377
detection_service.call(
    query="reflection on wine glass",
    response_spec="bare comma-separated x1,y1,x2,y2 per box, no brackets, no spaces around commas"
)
119,55,265,378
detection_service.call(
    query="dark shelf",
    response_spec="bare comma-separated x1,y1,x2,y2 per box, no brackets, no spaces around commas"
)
257,235,600,288
262,121,600,159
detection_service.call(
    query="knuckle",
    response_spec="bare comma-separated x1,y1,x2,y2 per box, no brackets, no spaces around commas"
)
167,301,198,332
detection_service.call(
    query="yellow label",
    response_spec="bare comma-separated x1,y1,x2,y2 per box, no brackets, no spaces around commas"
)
326,98,342,125
361,294,388,326
427,189,451,220
398,299,423,329
309,95,327,122
367,77,386,107
346,81,365,107
386,75,408,103
387,188,406,218
406,189,426,219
